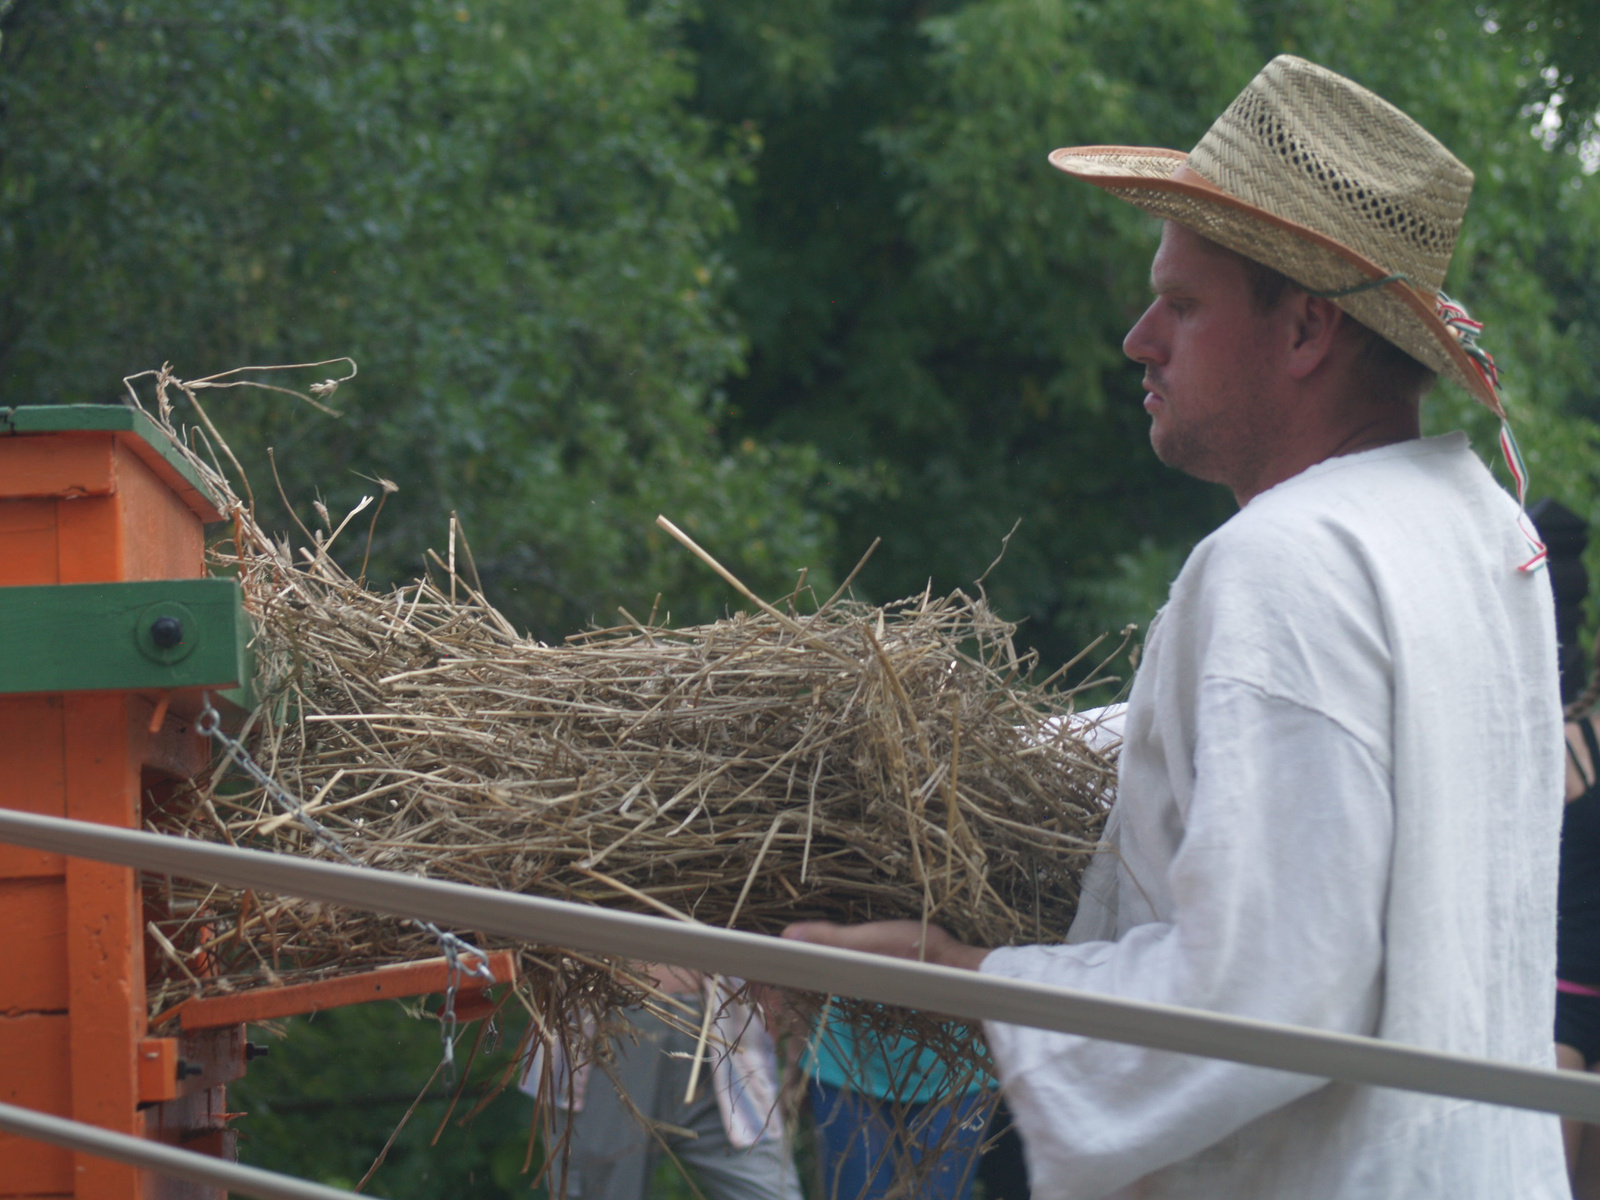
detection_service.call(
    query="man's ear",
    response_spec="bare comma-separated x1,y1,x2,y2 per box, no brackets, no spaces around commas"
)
1284,292,1344,380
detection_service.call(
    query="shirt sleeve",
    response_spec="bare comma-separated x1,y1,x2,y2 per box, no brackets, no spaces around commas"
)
1063,702,1128,753
979,677,1393,1198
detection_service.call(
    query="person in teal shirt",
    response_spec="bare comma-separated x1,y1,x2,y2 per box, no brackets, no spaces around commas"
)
806,1012,992,1200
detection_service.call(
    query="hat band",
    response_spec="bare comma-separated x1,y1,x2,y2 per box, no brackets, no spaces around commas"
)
1303,272,1410,299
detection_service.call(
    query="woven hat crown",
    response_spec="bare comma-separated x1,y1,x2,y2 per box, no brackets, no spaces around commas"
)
1189,56,1473,295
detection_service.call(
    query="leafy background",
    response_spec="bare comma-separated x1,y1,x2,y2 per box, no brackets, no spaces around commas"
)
3,0,1598,1192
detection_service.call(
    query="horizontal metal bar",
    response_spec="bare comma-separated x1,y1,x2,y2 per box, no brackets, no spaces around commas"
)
0,1097,361,1200
2,807,1597,1123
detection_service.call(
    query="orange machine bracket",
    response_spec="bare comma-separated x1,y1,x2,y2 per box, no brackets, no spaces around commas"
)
137,1038,181,1105
161,950,518,1031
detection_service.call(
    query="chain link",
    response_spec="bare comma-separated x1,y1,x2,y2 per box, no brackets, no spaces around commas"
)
196,696,495,1084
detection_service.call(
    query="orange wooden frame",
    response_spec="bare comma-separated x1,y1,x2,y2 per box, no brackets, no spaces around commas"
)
0,427,218,1199
1,421,518,1199
160,951,518,1031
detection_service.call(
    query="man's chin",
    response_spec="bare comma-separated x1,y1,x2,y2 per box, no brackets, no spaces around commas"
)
1149,423,1178,468
1150,426,1203,476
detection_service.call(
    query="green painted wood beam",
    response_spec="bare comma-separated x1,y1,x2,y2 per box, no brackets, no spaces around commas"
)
0,579,249,695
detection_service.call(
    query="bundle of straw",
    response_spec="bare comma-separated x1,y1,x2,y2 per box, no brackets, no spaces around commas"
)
133,368,1120,1086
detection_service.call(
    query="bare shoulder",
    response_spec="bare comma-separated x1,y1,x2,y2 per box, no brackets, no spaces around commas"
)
1566,718,1594,804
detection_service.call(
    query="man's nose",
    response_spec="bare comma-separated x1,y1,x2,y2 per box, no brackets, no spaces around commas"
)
1123,301,1162,365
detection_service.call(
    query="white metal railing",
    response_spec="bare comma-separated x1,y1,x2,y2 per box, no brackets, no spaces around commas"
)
0,1099,356,1200
1,804,1597,1194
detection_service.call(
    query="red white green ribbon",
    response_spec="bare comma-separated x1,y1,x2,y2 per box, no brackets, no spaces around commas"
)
1437,293,1502,394
1498,420,1548,572
1437,292,1547,572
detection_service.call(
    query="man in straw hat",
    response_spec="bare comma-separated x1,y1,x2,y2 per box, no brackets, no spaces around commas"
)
787,55,1568,1198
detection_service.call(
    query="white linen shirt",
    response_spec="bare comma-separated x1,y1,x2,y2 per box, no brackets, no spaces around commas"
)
981,434,1568,1199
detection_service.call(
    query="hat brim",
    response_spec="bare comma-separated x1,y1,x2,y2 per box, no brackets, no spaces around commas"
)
1049,146,1503,417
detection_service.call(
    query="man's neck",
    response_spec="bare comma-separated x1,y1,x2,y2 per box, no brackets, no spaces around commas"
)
1231,400,1421,507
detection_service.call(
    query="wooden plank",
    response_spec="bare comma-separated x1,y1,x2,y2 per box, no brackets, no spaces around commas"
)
143,1082,233,1197
0,1014,72,1196
55,493,121,584
174,1027,246,1093
0,580,247,696
0,695,66,880
0,437,113,501
1,406,218,522
169,950,517,1031
0,878,68,1013
114,444,207,582
0,500,58,586
115,433,221,525
63,693,144,1200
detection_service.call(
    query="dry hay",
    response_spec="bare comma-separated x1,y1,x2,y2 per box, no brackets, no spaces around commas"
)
132,367,1121,1105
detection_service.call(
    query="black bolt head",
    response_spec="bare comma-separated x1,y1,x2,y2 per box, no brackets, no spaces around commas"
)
150,616,184,649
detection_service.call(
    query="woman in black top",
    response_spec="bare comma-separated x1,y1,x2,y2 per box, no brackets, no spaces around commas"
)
1557,678,1600,1197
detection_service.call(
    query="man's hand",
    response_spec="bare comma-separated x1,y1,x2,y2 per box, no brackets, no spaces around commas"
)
781,919,990,972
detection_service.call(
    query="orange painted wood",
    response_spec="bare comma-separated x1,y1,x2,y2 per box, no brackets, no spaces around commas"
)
449,989,502,1023
54,496,121,585
0,696,67,880
0,424,221,1197
114,444,205,582
0,489,69,1185
169,950,517,1030
0,878,68,1013
137,1038,180,1105
113,432,221,526
0,500,58,586
0,438,113,501
0,1014,73,1196
63,692,144,1200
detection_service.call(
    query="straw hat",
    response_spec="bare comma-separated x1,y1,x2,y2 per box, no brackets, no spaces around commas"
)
1050,55,1504,417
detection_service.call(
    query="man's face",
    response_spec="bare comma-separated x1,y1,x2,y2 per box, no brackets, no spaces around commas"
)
1122,221,1287,490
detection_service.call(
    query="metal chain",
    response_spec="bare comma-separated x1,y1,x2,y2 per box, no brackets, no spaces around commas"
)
196,697,495,1084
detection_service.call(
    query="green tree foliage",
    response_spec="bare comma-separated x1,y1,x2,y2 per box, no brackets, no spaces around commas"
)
692,0,1600,660
1493,0,1600,148
232,1002,740,1200
230,1004,535,1197
0,0,836,637
6,0,1596,657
